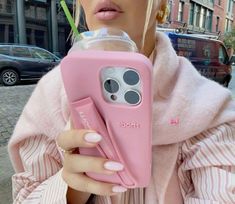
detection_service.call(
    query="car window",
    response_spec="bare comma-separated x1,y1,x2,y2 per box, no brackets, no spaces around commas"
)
0,46,10,55
219,45,228,64
30,48,54,60
12,47,32,58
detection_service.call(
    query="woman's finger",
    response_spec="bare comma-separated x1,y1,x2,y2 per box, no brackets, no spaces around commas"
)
57,129,102,150
62,171,127,196
63,154,124,175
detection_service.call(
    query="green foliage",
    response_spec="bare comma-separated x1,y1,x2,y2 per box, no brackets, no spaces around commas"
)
223,27,235,50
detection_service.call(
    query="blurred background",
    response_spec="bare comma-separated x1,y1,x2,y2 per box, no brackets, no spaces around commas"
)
0,0,234,57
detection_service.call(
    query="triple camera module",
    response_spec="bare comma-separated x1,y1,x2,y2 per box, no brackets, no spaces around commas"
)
102,68,141,105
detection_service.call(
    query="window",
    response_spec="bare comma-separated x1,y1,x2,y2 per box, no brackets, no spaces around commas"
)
200,8,206,28
0,24,4,42
225,18,232,32
25,6,36,18
189,2,194,25
168,1,173,22
35,30,45,48
5,0,12,13
36,7,46,20
216,16,220,32
12,47,32,58
219,45,228,64
178,2,184,22
26,28,31,45
195,5,200,27
8,25,14,43
228,0,233,13
225,19,229,31
0,46,10,55
206,10,213,31
30,48,54,61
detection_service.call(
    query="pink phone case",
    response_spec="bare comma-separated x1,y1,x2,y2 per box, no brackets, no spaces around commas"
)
60,50,153,188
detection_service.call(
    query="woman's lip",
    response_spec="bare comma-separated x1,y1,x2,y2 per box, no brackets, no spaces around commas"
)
95,11,121,21
94,1,123,14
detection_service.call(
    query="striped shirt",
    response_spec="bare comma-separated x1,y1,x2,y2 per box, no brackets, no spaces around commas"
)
11,123,235,203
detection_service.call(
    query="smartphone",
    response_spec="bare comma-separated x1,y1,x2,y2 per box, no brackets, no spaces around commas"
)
60,50,153,188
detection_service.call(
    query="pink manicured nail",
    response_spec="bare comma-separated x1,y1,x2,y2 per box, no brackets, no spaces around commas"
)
112,186,127,193
84,133,102,143
104,161,124,171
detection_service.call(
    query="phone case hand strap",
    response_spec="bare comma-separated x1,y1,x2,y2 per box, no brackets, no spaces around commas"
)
70,97,136,187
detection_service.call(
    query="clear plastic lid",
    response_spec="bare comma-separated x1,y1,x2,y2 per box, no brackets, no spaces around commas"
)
70,27,138,52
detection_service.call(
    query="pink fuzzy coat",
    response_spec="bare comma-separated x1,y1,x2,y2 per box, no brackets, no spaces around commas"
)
8,32,235,204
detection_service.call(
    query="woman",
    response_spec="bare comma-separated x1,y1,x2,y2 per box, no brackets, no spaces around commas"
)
8,0,235,203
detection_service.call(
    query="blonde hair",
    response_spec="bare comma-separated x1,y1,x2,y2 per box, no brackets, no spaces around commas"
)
73,0,160,50
141,0,154,51
74,0,81,32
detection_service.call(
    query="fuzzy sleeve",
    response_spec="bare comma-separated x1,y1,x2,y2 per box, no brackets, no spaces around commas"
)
8,67,68,172
8,67,70,203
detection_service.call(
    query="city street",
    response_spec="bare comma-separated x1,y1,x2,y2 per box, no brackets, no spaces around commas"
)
0,67,235,203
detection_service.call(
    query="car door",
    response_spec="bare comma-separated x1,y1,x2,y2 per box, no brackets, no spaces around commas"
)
29,47,59,74
11,46,44,79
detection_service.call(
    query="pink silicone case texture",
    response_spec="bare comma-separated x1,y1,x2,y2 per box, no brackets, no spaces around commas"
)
60,50,153,188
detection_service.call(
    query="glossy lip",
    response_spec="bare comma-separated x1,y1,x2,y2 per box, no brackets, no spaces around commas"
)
94,1,123,21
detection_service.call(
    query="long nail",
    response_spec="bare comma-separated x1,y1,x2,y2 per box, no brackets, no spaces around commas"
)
112,186,127,193
84,133,102,143
104,161,124,171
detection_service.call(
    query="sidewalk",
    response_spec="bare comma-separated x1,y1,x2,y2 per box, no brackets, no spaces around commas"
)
0,84,35,203
0,146,14,203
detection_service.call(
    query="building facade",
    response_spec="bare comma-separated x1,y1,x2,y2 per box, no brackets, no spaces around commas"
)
225,0,234,32
0,0,73,56
166,0,235,36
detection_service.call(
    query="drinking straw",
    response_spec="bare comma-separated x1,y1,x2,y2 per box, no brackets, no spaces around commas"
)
60,0,80,37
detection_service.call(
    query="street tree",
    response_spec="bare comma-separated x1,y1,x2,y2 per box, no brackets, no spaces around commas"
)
224,27,235,50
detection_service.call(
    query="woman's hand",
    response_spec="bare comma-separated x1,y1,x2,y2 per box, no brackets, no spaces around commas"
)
57,129,126,202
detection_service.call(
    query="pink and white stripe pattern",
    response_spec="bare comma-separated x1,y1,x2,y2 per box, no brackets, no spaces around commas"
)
11,123,235,204
12,135,67,204
178,123,235,203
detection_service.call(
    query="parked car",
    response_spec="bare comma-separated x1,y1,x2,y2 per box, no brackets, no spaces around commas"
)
165,32,235,87
0,44,61,86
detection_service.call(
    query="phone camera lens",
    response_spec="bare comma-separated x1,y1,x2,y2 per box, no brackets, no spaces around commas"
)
123,70,139,85
124,90,141,105
104,79,119,93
